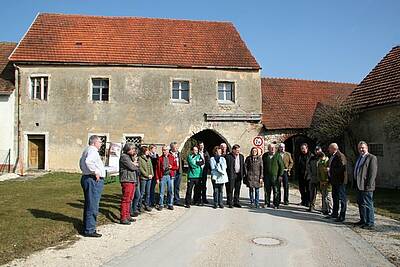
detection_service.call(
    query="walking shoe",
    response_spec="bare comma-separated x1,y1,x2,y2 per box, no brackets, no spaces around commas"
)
156,206,163,211
129,217,136,222
213,205,217,209
219,204,224,209
145,206,152,212
83,231,102,238
276,205,280,209
233,203,242,208
353,220,365,226
361,224,375,230
204,200,210,204
228,204,233,208
322,211,329,215
335,217,345,222
120,219,131,225
284,202,289,205
131,211,140,217
168,206,174,210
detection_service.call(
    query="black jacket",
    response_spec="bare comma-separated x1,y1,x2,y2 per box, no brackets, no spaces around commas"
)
225,153,245,180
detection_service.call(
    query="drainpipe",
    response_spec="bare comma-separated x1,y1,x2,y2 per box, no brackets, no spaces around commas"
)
13,64,23,176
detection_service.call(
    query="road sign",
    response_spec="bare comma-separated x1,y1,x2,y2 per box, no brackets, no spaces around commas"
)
253,136,264,147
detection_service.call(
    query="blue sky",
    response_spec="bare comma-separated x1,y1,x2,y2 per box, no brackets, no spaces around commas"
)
1,0,399,83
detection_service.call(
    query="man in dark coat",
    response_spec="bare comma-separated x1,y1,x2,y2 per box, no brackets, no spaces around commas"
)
225,144,245,208
327,143,347,222
354,141,378,229
198,142,211,205
262,144,285,209
295,143,313,207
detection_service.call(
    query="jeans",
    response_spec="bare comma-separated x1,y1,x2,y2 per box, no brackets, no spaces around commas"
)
281,171,289,204
309,182,319,209
212,180,224,206
357,190,375,226
81,175,104,235
185,178,201,205
160,175,174,207
149,178,157,207
120,182,135,221
140,179,152,207
249,187,260,207
264,176,281,207
173,172,182,205
131,182,141,214
332,184,347,219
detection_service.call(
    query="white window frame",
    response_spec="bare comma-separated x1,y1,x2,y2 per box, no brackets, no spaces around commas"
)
89,76,111,103
171,79,190,103
23,131,49,170
217,81,236,104
29,74,50,101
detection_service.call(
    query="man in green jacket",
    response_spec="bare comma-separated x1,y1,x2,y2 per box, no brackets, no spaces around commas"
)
185,146,203,208
262,144,285,209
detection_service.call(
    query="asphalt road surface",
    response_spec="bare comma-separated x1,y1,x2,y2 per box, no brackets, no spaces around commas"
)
105,182,393,267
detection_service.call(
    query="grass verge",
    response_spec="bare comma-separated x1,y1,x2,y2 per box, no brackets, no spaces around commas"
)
0,172,121,265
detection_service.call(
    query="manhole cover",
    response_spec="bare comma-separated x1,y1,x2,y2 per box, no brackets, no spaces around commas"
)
251,237,285,247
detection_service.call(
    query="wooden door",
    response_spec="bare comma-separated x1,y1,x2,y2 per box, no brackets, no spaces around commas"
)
28,136,45,169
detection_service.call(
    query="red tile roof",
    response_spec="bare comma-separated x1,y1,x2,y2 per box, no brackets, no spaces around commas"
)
262,78,356,129
347,46,400,110
0,42,17,95
9,13,260,69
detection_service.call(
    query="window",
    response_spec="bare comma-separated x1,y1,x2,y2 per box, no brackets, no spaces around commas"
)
30,76,48,100
218,81,235,102
125,136,142,146
369,143,384,157
172,80,189,102
97,135,107,158
92,78,109,101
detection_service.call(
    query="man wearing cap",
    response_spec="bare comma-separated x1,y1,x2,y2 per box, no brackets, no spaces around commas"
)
278,143,293,205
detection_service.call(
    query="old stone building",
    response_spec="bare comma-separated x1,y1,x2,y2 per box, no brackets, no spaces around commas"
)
346,45,400,188
9,13,263,172
0,42,17,171
261,77,356,158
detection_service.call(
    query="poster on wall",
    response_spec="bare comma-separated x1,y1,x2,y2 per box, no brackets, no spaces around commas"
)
105,142,121,174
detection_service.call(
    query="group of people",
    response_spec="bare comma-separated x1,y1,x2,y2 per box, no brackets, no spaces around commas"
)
79,135,378,238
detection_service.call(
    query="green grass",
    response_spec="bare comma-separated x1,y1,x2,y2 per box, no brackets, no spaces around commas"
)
347,187,400,221
0,172,121,265
290,181,400,221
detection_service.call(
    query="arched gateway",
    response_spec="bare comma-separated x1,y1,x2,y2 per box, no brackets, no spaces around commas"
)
182,129,230,159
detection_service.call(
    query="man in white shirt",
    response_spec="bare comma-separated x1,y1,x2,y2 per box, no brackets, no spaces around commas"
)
79,135,105,237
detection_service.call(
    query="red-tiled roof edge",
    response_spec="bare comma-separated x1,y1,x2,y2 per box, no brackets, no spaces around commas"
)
9,13,261,70
262,77,357,86
8,13,40,62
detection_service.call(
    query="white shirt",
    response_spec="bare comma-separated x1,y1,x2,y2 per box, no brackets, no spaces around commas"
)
79,146,106,177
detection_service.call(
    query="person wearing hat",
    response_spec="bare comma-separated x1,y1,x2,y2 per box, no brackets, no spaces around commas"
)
278,143,293,205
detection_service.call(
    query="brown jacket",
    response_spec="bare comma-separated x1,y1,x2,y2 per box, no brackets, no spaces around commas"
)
329,150,347,185
280,152,294,172
244,155,263,188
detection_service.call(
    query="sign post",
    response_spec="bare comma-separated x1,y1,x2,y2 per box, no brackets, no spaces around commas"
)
252,136,265,155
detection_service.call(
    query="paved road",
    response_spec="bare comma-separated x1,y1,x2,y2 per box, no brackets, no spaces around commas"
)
105,182,393,267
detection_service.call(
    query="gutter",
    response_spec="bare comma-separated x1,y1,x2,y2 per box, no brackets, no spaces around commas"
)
13,64,23,175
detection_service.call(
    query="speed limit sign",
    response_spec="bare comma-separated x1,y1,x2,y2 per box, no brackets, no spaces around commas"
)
253,136,264,147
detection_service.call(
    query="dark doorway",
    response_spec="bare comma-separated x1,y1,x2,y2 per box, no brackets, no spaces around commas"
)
182,129,229,160
284,135,316,163
28,135,45,169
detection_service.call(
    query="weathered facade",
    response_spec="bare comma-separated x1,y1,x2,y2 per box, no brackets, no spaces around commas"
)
0,42,17,171
10,13,262,172
346,46,400,188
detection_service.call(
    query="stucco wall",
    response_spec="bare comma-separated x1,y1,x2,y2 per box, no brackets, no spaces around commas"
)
0,92,15,167
16,66,262,171
348,105,400,188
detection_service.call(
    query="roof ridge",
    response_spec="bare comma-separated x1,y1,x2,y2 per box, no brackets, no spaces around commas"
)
38,12,234,24
262,76,357,85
